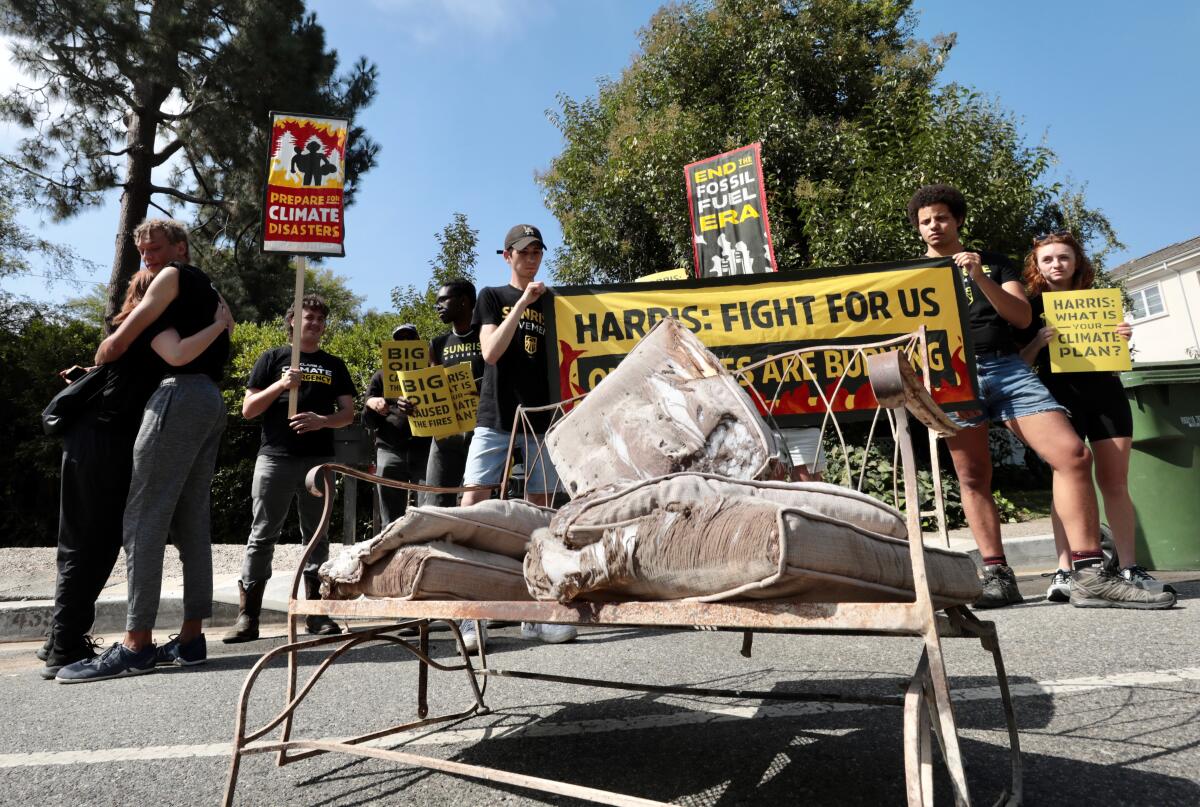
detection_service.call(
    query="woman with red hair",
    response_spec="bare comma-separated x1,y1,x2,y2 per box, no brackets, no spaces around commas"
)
1020,231,1173,601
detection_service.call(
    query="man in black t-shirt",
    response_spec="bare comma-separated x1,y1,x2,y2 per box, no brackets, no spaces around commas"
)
422,279,485,507
363,323,429,524
910,184,1170,611
223,294,357,643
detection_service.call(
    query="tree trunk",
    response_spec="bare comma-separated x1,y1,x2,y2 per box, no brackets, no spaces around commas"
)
103,92,162,333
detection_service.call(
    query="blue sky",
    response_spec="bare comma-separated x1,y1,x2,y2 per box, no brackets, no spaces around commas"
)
4,0,1198,311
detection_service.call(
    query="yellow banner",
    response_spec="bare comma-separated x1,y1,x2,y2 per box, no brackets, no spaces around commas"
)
380,341,429,398
634,268,690,283
547,259,976,423
1043,289,1132,373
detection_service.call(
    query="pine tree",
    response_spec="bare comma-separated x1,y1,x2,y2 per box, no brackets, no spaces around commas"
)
0,0,380,327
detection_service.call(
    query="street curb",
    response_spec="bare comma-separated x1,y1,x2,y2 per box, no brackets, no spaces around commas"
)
0,593,289,643
944,532,1057,575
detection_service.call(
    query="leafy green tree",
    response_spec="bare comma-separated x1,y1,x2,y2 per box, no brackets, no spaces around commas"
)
0,297,100,545
0,0,379,326
390,212,479,339
539,0,1117,283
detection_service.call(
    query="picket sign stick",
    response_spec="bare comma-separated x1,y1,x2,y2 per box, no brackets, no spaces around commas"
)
288,255,307,418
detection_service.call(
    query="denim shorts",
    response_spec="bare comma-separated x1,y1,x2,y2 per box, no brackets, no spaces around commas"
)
462,426,560,495
949,353,1067,428
779,427,827,473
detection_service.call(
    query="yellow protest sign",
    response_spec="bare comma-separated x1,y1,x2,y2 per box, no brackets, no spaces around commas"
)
380,341,429,397
1043,289,1132,373
445,363,478,432
396,365,458,438
634,268,690,283
546,258,976,425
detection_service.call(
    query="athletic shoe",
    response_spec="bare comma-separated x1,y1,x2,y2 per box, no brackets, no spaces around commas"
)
55,642,157,684
36,633,52,662
39,634,101,681
1120,565,1177,595
459,620,486,653
520,622,577,644
1070,566,1176,610
156,633,207,667
1043,569,1071,603
972,564,1023,609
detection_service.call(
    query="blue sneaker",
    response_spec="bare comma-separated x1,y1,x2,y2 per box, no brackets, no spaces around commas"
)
55,642,156,684
156,634,207,667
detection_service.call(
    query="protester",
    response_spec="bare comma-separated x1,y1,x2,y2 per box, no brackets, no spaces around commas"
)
1018,231,1175,601
40,262,231,679
222,294,357,643
363,323,429,524
57,220,235,682
457,224,576,650
422,279,485,506
908,184,1173,610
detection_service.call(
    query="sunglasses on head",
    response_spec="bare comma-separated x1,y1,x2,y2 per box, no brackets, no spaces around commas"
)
1034,228,1072,242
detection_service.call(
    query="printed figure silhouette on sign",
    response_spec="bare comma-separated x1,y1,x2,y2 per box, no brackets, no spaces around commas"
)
290,141,337,186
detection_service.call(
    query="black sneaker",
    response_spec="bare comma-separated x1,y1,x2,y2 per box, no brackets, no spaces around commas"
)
1070,566,1176,610
156,633,207,667
972,564,1023,609
36,632,52,662
1120,565,1177,596
39,634,102,681
55,642,157,684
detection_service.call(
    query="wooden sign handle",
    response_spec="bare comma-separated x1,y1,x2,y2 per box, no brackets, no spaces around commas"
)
287,256,306,419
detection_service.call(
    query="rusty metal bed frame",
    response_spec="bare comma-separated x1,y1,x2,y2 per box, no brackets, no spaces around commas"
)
223,330,1023,807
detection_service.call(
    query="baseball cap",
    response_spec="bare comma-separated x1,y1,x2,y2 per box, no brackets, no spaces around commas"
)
392,323,419,340
498,224,545,254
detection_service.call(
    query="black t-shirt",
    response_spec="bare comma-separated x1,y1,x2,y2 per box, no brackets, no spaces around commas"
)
1017,293,1125,404
958,250,1024,355
159,263,229,381
364,369,413,450
473,285,552,432
98,326,168,431
431,327,485,382
246,345,356,457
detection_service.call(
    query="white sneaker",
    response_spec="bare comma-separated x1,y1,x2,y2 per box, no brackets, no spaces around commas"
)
459,620,486,652
1044,569,1071,603
520,622,577,644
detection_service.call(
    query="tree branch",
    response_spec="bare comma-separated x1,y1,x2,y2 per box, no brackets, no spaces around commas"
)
152,138,185,166
148,183,225,207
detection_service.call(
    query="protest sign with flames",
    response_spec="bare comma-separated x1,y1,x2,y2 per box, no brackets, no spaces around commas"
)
546,258,978,426
263,112,349,256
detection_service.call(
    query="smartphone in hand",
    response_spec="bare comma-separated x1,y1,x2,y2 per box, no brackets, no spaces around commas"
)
59,365,87,384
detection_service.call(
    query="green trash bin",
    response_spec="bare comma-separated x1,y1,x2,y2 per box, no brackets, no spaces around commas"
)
1114,360,1200,570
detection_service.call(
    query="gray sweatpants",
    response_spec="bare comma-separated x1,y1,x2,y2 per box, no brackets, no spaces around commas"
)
240,453,333,585
123,374,227,632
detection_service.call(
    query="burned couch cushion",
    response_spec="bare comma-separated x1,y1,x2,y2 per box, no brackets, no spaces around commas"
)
544,318,779,499
524,474,980,606
325,542,530,601
320,498,552,589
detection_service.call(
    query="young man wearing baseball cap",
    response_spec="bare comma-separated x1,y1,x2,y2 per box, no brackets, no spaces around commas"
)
458,224,575,648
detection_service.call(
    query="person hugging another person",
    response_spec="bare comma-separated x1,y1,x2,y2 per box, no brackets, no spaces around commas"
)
908,184,1173,611
222,295,357,644
1019,230,1175,602
57,219,235,682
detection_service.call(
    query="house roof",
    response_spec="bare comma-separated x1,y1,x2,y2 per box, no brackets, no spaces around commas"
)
1111,235,1200,279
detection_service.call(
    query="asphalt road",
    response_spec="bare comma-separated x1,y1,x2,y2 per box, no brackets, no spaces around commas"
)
1,573,1198,807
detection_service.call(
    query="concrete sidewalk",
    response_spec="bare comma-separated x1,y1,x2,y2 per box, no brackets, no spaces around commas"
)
0,519,1060,643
